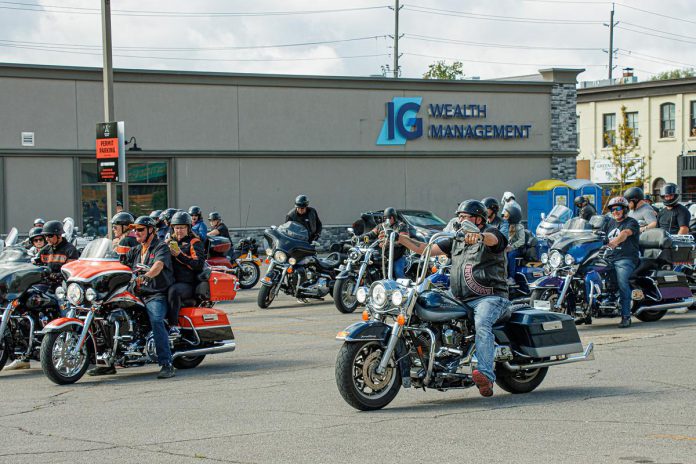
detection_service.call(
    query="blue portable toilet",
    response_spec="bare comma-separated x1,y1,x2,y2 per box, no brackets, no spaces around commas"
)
566,179,603,215
527,179,572,233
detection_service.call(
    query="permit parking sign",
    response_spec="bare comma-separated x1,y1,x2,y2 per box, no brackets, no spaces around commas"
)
96,121,126,182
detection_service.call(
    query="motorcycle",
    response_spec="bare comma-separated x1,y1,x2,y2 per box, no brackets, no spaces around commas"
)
335,226,594,411
530,219,694,323
206,236,262,290
535,205,572,256
40,238,238,384
334,230,385,314
257,221,342,309
0,228,65,371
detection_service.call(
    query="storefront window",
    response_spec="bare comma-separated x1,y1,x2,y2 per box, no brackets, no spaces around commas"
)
660,103,675,138
602,113,615,147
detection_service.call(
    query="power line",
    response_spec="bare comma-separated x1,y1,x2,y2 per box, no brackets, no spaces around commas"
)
618,50,695,69
403,4,603,24
404,52,606,68
616,2,696,27
616,25,696,46
621,21,696,42
404,33,603,51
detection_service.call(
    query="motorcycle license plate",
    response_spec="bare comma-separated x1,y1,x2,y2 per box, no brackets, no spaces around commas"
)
532,300,552,311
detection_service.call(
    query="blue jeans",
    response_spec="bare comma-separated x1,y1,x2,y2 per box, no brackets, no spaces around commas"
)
468,296,511,382
394,256,407,279
506,249,521,279
613,259,637,319
145,296,172,366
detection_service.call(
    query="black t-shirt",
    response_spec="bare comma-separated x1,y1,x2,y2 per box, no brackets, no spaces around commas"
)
657,204,690,234
213,222,230,239
603,217,640,262
125,237,174,298
579,204,597,221
488,215,502,230
437,226,507,255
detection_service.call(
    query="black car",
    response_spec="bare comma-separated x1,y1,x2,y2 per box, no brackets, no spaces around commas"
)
352,209,447,241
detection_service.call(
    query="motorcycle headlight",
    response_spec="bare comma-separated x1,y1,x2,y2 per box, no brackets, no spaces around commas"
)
265,248,273,256
349,249,361,261
288,257,297,265
371,282,388,308
356,287,368,304
437,255,449,265
273,251,287,263
85,288,97,302
549,250,563,269
66,283,83,305
540,253,549,264
55,286,66,301
391,290,404,307
564,254,575,266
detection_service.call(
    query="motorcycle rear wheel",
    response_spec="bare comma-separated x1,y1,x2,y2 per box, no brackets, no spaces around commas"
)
173,355,206,369
634,309,667,322
40,330,92,385
237,262,260,290
494,365,548,394
335,341,401,411
334,278,358,314
0,334,9,371
257,284,276,309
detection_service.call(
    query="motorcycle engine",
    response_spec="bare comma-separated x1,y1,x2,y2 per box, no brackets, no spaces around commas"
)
105,309,134,340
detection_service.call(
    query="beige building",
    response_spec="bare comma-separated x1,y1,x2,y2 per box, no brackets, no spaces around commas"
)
577,75,696,197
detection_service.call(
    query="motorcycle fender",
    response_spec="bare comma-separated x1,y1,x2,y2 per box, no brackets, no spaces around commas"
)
261,268,281,287
336,268,355,280
530,275,564,290
41,317,84,333
336,320,391,343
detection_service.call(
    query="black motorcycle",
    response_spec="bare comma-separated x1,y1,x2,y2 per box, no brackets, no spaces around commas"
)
257,222,342,309
334,231,384,314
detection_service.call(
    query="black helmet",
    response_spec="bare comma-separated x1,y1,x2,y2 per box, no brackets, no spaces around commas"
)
188,206,202,216
161,208,178,223
171,211,193,226
295,195,309,207
574,195,588,208
133,216,157,228
209,211,222,221
150,209,163,219
481,197,500,214
33,218,45,226
116,200,123,207
624,187,644,203
383,207,398,222
660,183,680,206
111,212,135,226
42,220,64,236
29,227,44,240
456,200,487,221
503,204,522,225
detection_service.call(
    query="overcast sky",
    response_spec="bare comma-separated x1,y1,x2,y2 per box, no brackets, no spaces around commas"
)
0,0,693,83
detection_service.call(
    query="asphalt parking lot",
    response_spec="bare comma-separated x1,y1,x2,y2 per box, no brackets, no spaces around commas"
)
1,289,696,464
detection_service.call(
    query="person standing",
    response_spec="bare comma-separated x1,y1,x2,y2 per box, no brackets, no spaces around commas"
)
286,194,322,242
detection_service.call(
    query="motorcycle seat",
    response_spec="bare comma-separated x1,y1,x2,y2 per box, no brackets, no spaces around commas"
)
631,257,658,279
415,304,473,322
317,253,341,270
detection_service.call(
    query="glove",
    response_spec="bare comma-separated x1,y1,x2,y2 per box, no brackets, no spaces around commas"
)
135,275,151,290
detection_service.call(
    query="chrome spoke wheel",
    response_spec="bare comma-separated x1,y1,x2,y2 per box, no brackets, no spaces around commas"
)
352,342,396,400
51,332,88,378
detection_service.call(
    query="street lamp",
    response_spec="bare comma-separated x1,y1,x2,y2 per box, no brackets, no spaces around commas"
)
126,136,142,151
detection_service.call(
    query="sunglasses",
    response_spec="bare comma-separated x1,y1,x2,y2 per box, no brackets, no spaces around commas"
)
44,234,58,238
32,237,45,243
610,206,624,212
133,227,147,232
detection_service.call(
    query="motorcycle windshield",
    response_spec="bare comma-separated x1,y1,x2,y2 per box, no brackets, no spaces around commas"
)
5,227,18,247
276,222,309,242
0,246,31,264
0,263,44,300
80,238,119,260
536,205,572,237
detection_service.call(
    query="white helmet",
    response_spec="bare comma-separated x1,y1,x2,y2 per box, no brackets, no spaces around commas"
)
502,191,516,203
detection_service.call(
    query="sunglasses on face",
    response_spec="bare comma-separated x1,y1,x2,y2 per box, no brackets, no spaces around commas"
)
133,227,147,232
44,234,58,238
610,206,624,212
32,238,45,243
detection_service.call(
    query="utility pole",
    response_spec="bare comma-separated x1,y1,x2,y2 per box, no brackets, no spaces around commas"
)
607,2,618,81
101,0,117,238
393,0,400,78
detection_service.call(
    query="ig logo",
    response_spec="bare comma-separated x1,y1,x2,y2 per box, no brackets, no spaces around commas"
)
376,97,423,145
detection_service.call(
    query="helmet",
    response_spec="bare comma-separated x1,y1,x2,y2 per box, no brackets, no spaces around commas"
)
503,204,522,225
33,218,45,226
133,216,157,228
110,212,135,226
28,227,44,240
208,211,222,221
502,191,516,203
624,187,644,203
607,196,630,210
41,220,64,236
574,195,588,208
295,195,309,207
161,208,178,223
116,200,123,207
149,210,163,219
660,183,680,206
383,207,398,222
456,200,487,221
481,197,500,214
188,206,202,216
171,211,193,226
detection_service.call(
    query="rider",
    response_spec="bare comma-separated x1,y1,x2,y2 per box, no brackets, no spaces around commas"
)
482,197,502,229
89,216,175,379
502,204,525,285
501,191,522,214
158,208,178,241
574,196,597,221
360,207,410,278
188,206,208,242
33,218,45,228
27,227,46,255
36,220,80,275
111,212,138,262
603,197,640,328
657,183,690,235
207,212,230,239
166,212,205,336
625,187,657,233
397,200,509,398
286,194,322,243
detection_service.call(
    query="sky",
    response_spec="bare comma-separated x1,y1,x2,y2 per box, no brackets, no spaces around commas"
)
0,0,694,83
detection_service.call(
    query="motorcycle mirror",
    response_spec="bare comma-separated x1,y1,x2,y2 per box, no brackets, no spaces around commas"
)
347,227,354,235
5,227,18,246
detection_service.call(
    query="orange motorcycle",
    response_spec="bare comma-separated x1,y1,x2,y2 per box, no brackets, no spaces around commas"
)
206,236,262,290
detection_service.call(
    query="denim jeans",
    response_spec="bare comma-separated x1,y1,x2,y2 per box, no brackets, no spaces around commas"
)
468,295,511,382
613,259,637,319
394,256,407,279
506,249,521,279
145,296,172,366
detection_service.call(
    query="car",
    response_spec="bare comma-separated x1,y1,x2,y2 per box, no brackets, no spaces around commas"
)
352,209,447,241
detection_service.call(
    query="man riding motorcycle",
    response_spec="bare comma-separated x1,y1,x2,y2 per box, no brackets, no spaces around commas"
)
35,220,80,275
188,206,208,242
657,183,690,235
111,212,138,262
166,212,205,337
482,197,502,229
574,195,597,221
286,194,322,243
360,207,410,279
397,199,510,397
625,187,657,233
207,211,230,239
33,218,45,228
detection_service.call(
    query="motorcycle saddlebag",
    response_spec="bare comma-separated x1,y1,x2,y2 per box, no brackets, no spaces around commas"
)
208,271,237,301
179,307,234,342
504,309,583,358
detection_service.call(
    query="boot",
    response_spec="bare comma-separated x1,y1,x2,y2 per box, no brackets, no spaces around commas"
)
5,359,30,370
87,365,117,376
618,317,632,328
157,364,176,379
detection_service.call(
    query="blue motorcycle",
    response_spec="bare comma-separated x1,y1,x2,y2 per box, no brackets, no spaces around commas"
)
530,218,693,324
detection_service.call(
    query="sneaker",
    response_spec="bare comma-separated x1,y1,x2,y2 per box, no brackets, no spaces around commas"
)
472,369,494,397
157,364,176,379
618,317,632,328
5,359,30,370
506,277,516,286
87,365,117,376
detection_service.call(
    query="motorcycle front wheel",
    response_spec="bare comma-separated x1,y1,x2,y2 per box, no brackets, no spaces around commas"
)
494,365,548,394
40,330,92,385
530,288,561,313
0,333,9,371
335,341,401,411
334,278,358,314
257,284,276,309
237,262,260,290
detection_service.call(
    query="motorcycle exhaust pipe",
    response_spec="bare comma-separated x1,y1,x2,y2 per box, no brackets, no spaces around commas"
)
502,342,594,372
633,298,694,316
172,340,236,359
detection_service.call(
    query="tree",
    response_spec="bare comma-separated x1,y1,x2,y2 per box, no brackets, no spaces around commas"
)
605,105,650,201
650,68,696,81
423,60,465,80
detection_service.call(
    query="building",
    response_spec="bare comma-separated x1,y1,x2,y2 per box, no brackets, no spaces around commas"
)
577,71,696,198
0,64,582,242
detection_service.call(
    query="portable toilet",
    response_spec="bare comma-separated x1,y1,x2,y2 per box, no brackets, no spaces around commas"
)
527,179,572,233
566,179,603,214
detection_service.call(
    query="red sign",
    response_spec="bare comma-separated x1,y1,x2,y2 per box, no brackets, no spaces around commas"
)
96,122,125,182
96,137,119,159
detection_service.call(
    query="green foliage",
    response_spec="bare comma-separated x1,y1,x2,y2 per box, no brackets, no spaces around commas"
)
423,60,465,80
650,68,696,81
605,105,650,200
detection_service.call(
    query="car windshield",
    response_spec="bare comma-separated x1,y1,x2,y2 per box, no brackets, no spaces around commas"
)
544,205,572,224
276,222,309,242
80,238,119,260
0,247,29,263
400,211,447,228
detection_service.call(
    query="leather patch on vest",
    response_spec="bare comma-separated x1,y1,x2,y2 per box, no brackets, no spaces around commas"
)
463,264,493,296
